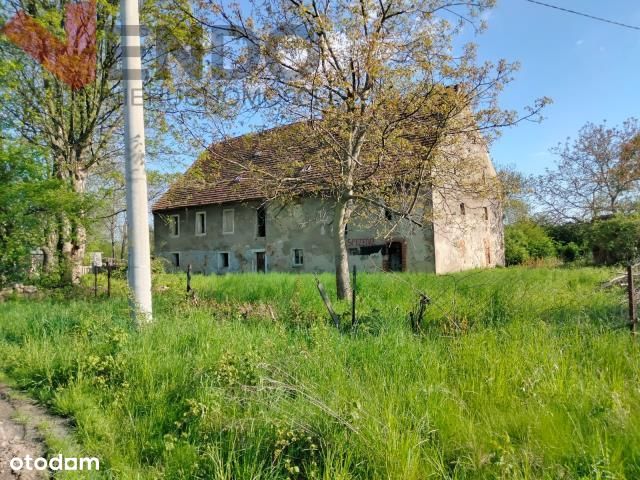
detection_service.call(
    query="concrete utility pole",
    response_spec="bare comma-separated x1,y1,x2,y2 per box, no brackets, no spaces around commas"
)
121,0,153,323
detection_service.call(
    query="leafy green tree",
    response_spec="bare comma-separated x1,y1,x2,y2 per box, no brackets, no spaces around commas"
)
0,0,124,282
0,142,84,284
0,0,192,283
586,215,640,265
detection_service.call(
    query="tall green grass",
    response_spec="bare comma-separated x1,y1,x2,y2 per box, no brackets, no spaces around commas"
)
0,267,638,479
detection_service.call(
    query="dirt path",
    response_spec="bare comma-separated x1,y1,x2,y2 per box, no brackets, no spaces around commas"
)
0,385,71,479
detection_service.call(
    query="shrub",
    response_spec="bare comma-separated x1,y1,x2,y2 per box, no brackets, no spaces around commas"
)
505,241,529,266
586,215,640,265
152,256,171,274
505,222,556,265
559,242,582,263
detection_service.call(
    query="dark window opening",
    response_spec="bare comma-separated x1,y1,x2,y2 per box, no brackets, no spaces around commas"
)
344,224,349,236
171,253,180,267
257,205,266,237
483,207,489,221
256,251,266,272
170,215,179,236
293,249,304,266
349,245,386,256
360,245,385,256
220,252,229,268
460,203,466,216
387,242,403,272
385,209,393,221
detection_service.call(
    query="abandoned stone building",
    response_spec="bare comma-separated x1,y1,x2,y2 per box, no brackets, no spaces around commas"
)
152,124,505,274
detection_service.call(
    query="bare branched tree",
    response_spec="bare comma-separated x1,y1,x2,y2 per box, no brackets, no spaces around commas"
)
533,119,640,223
167,0,548,298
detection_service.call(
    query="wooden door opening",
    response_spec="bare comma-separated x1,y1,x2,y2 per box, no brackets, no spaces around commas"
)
256,251,266,273
388,242,403,272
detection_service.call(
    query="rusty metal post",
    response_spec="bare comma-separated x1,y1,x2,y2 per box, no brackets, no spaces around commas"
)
187,264,192,293
94,264,98,297
628,264,637,334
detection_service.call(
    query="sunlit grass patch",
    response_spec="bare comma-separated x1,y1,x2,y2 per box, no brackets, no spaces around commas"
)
0,267,638,478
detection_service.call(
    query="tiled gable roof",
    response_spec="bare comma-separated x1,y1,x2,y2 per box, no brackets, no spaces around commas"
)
152,120,448,213
153,124,305,212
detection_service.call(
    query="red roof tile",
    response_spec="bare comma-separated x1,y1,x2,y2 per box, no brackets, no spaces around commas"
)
152,120,442,212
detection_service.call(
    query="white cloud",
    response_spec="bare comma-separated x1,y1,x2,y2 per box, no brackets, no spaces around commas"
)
575,39,584,46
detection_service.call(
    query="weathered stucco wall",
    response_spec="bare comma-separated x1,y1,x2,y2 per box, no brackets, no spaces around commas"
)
431,194,504,273
153,133,504,275
153,197,437,274
431,141,505,274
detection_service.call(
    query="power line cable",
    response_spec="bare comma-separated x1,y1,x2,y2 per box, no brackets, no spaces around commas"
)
525,0,640,31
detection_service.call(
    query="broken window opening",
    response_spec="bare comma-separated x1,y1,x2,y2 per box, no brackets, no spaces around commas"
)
360,245,385,256
170,214,180,236
257,205,266,237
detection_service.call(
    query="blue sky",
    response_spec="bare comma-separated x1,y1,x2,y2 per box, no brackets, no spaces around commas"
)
159,1,640,176
466,0,640,174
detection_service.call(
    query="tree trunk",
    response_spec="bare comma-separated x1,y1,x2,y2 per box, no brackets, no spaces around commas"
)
41,223,59,274
59,213,76,284
65,220,86,284
110,214,117,259
59,168,88,285
120,223,127,261
333,199,352,300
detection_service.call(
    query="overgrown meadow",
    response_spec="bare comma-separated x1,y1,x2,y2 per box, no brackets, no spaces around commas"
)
0,267,639,479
